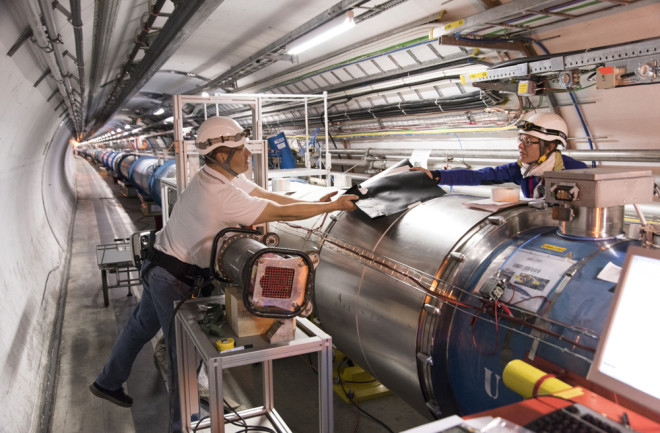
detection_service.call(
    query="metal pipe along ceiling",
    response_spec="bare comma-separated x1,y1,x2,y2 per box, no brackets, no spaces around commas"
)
91,0,226,137
22,1,77,133
100,0,168,114
36,0,81,132
70,0,86,134
86,0,120,119
325,149,660,163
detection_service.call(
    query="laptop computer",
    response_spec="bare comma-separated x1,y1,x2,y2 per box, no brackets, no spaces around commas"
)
586,245,660,417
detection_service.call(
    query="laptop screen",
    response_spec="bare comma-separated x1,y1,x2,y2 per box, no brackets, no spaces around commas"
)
586,245,660,415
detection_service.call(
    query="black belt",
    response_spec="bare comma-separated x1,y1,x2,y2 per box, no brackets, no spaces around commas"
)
145,248,211,286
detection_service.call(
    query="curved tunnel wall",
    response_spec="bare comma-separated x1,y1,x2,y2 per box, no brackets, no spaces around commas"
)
0,38,76,432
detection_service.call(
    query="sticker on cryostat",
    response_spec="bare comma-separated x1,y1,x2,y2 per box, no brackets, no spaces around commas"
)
541,244,567,252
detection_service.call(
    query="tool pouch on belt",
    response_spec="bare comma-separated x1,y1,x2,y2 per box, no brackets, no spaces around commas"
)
130,230,156,269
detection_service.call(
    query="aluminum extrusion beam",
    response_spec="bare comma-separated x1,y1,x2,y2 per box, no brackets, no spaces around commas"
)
462,37,660,84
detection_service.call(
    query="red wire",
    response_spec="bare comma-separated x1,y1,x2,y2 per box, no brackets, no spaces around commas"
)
507,281,551,314
470,299,516,356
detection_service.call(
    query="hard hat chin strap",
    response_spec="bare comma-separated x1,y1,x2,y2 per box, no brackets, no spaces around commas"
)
216,147,239,177
537,141,549,164
522,148,558,177
536,140,561,165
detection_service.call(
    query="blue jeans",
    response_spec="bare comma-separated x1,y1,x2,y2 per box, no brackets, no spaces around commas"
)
95,259,192,433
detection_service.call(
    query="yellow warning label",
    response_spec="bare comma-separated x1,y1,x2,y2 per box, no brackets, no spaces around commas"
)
518,82,528,94
464,71,488,83
460,75,466,85
541,244,567,252
444,19,465,31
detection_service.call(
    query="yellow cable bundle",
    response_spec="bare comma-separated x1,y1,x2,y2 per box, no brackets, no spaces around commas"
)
503,359,572,399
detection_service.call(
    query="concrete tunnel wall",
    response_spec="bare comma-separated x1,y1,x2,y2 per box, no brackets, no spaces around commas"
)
0,38,76,431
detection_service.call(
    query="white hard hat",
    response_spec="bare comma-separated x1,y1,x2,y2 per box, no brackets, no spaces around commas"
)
195,116,250,155
517,113,568,147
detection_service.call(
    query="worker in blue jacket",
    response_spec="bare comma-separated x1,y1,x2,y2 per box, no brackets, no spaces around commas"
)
413,113,587,198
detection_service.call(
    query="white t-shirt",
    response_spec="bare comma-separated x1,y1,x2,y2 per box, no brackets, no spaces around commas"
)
154,166,269,268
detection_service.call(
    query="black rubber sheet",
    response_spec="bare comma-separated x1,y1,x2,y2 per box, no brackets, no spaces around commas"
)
345,159,446,218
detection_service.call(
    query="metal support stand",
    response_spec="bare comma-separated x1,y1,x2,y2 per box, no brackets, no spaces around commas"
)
96,241,141,307
175,296,333,433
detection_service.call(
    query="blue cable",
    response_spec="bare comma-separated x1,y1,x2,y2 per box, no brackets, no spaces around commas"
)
527,40,595,166
498,232,543,272
568,92,596,167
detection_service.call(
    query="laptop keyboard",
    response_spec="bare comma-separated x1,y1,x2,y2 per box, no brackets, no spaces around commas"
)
524,403,632,433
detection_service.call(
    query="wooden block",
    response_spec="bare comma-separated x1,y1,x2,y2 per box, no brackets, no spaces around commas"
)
225,286,275,336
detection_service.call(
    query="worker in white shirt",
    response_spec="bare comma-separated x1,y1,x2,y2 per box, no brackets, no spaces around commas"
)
90,116,358,432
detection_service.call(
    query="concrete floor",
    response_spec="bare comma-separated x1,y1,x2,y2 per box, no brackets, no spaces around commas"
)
51,156,432,433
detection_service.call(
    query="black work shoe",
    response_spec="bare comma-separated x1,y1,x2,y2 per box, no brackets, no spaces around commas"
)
89,382,133,408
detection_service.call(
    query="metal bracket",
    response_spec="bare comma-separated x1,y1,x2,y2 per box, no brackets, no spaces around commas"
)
425,400,442,417
488,216,506,226
416,352,433,366
423,303,441,316
449,251,466,262
264,53,298,63
33,68,51,88
6,27,33,57
52,1,72,20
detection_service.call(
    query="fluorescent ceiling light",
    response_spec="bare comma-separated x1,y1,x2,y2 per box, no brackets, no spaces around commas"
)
287,11,355,56
153,108,165,116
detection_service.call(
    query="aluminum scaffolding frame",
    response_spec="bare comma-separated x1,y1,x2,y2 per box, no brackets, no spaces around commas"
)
175,296,334,433
172,92,331,195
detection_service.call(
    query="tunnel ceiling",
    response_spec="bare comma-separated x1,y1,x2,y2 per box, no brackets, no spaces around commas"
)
2,0,643,142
